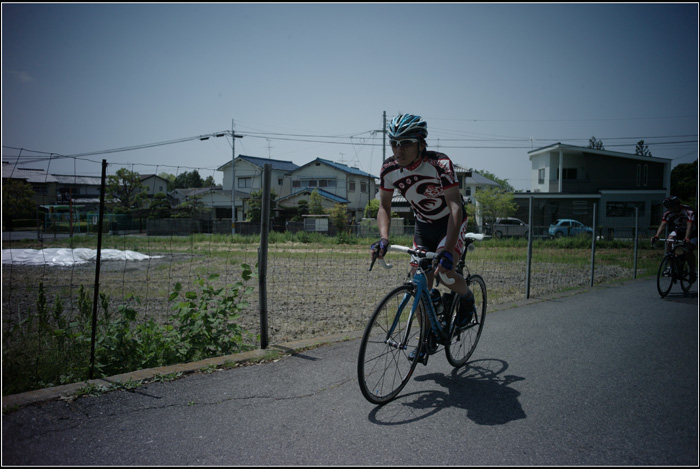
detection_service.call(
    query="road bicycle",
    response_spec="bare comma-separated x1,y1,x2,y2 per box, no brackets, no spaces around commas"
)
654,238,695,297
357,234,487,405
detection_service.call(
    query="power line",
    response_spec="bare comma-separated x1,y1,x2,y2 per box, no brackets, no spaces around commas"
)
3,122,697,166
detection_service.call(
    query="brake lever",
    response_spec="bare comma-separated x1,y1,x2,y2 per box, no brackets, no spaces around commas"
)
369,251,393,271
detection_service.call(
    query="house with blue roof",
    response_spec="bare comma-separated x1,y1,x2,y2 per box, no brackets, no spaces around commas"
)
277,157,378,222
217,155,299,222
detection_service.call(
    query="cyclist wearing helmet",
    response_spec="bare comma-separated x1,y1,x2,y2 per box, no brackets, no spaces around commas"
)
652,196,697,283
370,113,475,338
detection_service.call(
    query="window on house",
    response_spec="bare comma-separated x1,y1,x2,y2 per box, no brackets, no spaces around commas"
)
297,178,336,188
562,168,577,179
538,168,545,184
238,177,252,188
606,202,645,217
361,182,367,193
643,164,648,187
636,165,641,186
349,180,356,192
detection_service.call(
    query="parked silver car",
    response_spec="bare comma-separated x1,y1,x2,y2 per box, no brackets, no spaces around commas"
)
487,217,529,238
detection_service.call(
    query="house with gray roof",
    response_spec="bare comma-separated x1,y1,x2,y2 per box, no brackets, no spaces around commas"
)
3,163,60,206
517,143,673,236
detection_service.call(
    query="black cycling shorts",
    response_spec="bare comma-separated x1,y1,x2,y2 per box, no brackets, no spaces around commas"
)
413,216,469,256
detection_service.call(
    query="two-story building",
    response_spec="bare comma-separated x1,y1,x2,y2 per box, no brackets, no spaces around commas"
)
216,155,300,222
140,174,170,198
516,143,672,235
276,158,377,222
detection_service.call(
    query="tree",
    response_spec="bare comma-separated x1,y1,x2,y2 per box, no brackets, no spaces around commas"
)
475,169,515,192
329,203,348,234
173,170,204,190
472,186,518,223
364,199,380,219
309,189,325,215
148,192,172,219
172,195,210,218
588,136,605,150
296,200,309,217
287,199,308,222
106,168,147,214
635,140,652,157
246,189,277,223
671,159,698,207
2,179,36,230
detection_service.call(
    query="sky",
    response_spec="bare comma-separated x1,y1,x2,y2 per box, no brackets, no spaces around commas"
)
2,3,698,191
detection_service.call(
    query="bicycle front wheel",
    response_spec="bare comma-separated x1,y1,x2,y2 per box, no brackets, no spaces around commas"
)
445,274,486,368
357,284,425,405
657,256,674,297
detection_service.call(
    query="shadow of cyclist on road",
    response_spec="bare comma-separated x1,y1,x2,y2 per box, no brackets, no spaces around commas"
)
368,359,525,426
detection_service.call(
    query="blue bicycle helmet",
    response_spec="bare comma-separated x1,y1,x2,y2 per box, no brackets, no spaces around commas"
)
387,114,428,140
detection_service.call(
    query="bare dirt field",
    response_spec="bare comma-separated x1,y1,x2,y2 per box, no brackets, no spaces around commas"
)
2,245,634,346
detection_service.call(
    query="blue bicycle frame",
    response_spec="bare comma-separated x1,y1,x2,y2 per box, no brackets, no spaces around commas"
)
385,255,447,351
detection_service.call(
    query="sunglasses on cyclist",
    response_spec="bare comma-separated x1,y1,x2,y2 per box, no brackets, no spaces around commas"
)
389,138,419,148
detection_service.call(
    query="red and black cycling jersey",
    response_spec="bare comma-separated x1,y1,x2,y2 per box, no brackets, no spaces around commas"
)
380,151,463,224
662,205,698,237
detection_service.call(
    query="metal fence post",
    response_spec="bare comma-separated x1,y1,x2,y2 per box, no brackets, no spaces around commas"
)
633,207,639,279
259,163,271,349
590,203,597,287
89,159,107,379
526,196,533,299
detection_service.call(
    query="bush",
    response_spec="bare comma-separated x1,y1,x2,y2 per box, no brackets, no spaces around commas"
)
2,265,257,396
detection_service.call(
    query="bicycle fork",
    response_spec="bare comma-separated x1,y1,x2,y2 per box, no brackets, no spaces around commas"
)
384,291,418,351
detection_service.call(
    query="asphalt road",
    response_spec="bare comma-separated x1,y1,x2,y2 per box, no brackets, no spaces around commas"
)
2,277,697,466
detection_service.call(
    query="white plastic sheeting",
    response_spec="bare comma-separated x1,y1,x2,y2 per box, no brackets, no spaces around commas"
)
2,248,159,266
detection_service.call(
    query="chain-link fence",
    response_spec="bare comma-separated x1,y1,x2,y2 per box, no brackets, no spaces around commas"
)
2,158,667,395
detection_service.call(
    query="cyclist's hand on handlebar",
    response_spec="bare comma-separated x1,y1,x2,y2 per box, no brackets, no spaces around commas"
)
651,236,658,247
369,238,389,271
370,238,390,259
434,249,454,273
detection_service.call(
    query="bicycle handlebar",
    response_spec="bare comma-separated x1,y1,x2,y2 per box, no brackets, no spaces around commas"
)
652,238,687,248
374,245,456,285
369,231,487,284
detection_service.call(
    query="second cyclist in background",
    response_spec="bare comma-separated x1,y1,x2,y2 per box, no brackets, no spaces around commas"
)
651,195,698,284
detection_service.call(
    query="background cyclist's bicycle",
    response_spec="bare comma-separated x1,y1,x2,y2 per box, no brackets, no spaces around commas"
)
653,238,695,297
357,234,486,405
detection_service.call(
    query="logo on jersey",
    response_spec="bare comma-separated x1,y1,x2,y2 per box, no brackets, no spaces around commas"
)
423,184,442,198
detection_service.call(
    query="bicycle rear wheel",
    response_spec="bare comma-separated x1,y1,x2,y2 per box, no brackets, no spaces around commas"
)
445,274,486,368
657,256,674,297
679,258,692,292
357,284,425,405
